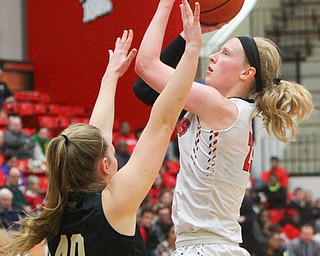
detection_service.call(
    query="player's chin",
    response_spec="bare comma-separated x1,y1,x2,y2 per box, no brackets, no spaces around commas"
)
204,76,210,85
204,75,217,87
205,72,213,81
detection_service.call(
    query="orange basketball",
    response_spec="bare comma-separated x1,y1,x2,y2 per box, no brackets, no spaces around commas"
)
188,0,245,26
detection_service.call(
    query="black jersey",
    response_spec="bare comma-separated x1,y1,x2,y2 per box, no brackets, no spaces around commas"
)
48,191,147,256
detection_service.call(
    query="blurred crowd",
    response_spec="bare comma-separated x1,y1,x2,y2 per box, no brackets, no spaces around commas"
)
239,157,320,256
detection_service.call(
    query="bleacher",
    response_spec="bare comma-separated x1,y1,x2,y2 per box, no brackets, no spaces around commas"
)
1,90,90,137
249,0,320,176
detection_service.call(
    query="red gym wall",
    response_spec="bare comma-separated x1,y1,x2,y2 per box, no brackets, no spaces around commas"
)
26,1,182,130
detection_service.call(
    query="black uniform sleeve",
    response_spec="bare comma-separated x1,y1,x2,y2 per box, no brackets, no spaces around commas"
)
133,35,186,106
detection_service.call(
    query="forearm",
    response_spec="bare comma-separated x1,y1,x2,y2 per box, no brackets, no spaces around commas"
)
152,45,200,130
133,35,186,106
136,0,175,68
89,74,118,142
90,30,136,142
134,0,176,102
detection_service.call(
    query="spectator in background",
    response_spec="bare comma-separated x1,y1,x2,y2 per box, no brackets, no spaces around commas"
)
261,156,289,190
156,223,176,256
287,187,315,226
32,126,50,162
0,154,26,188
113,121,137,154
257,173,287,225
259,174,287,210
240,189,264,256
0,81,15,111
151,205,172,243
256,209,278,244
313,198,320,234
0,166,30,213
0,187,22,231
285,224,320,256
305,191,314,208
0,154,17,177
114,139,131,170
23,175,43,215
153,189,173,212
138,207,159,256
304,191,319,223
280,211,302,242
4,115,35,159
263,231,285,256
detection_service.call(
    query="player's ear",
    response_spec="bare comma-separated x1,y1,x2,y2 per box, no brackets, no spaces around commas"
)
240,66,256,80
98,157,110,176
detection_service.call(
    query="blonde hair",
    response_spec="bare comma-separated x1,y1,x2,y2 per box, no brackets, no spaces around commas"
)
252,37,314,143
7,123,109,255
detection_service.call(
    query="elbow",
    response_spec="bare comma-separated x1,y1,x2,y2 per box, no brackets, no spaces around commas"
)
134,55,148,77
135,54,159,77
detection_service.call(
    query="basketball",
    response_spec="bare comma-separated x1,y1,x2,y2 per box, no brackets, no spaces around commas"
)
188,0,245,26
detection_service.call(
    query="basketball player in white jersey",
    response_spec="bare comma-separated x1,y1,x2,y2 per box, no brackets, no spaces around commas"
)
133,0,314,255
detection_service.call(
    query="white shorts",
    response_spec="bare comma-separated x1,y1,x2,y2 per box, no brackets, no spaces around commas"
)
171,243,250,256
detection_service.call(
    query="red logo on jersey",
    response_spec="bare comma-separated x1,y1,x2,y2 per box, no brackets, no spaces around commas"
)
177,117,191,137
243,131,254,173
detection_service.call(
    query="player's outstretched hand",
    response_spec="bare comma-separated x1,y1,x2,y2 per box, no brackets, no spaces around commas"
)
180,0,202,49
104,30,137,79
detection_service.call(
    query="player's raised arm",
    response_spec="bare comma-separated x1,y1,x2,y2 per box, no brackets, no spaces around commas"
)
108,0,202,217
90,30,137,143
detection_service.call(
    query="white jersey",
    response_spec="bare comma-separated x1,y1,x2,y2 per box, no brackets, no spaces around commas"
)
172,98,255,248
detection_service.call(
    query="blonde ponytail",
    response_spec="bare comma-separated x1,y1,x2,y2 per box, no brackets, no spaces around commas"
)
254,80,314,143
250,37,314,143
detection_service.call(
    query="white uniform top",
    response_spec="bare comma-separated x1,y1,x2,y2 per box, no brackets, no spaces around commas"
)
172,98,255,248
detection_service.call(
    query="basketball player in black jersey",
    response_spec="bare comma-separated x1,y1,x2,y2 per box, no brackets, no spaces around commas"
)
7,0,202,255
